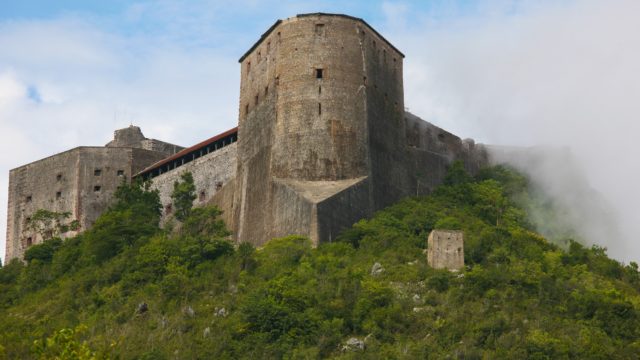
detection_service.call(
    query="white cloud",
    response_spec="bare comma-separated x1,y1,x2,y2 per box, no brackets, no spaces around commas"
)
390,0,640,262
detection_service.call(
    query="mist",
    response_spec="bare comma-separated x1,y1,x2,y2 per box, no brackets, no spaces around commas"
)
391,0,640,262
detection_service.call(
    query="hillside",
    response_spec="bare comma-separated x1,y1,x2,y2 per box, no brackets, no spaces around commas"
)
1,164,639,359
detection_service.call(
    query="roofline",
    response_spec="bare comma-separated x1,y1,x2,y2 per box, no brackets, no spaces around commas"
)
135,127,238,178
8,146,146,172
238,13,405,63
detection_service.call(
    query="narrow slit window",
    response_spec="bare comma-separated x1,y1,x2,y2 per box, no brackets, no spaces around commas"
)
267,41,271,52
275,76,280,86
316,68,323,79
265,86,269,96
245,104,249,116
318,103,322,115
318,86,322,94
255,94,259,105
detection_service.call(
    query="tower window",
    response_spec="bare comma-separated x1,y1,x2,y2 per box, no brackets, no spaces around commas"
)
26,237,33,247
245,104,249,116
56,191,62,199
94,169,102,176
26,195,32,202
318,103,322,115
267,41,271,52
199,190,206,202
316,68,323,79
56,174,62,181
315,23,325,36
94,186,101,192
255,94,259,105
246,61,251,74
117,170,124,176
265,86,269,96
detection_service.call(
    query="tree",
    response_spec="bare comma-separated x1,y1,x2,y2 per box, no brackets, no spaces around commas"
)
171,172,196,221
24,209,80,241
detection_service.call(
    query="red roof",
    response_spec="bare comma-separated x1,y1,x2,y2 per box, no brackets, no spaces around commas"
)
136,127,238,177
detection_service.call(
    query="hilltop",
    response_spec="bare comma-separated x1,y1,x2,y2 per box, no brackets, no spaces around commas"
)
0,164,639,359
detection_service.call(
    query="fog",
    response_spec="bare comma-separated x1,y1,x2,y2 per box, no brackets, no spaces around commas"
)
392,0,640,262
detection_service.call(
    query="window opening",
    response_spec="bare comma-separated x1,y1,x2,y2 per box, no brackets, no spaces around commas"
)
245,104,249,116
94,186,101,192
275,76,280,86
318,103,322,116
215,181,223,191
56,174,62,181
26,195,32,202
316,68,323,79
255,94,259,105
199,191,206,202
56,191,61,199
94,169,102,176
267,41,271,52
165,204,172,215
246,61,251,75
363,76,367,85
315,23,325,36
26,237,33,247
265,86,269,96
117,170,124,176
318,86,322,94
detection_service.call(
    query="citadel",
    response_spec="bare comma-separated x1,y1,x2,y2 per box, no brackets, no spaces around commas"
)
5,13,487,263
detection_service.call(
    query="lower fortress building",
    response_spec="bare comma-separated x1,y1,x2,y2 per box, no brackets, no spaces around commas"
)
5,13,487,263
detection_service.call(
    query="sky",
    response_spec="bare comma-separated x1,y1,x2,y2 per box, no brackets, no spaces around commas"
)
1,0,639,263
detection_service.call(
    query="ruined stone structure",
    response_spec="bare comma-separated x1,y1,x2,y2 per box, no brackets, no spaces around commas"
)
4,126,182,262
6,13,487,262
427,230,465,270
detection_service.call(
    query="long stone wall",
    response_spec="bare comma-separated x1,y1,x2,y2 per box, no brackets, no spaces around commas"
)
148,143,237,219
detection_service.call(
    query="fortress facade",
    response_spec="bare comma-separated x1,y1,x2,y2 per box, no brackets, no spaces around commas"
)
5,13,486,263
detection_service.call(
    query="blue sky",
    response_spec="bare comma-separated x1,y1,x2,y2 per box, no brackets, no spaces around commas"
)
1,0,639,263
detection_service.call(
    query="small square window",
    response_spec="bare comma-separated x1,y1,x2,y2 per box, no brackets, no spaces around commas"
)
56,191,62,199
316,68,323,79
94,169,102,176
117,170,124,176
94,186,101,192
26,237,33,247
26,195,32,202
56,174,62,181
165,204,173,215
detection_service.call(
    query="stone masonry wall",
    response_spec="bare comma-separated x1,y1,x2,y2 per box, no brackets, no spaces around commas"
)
149,143,237,219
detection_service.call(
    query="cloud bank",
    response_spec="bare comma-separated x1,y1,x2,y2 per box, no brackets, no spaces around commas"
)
392,0,640,262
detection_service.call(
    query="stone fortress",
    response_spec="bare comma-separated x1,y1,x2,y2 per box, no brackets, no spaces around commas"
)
5,13,487,263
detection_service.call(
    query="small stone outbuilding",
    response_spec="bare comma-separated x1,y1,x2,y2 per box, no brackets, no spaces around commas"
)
427,230,464,271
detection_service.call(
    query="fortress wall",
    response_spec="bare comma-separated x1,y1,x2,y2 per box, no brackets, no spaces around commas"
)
5,148,80,262
270,15,370,181
75,147,147,229
149,143,237,219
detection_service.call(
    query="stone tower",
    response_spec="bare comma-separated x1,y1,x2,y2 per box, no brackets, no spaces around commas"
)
231,13,409,245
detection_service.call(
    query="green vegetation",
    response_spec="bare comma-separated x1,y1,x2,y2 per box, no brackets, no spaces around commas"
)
171,172,197,221
1,164,639,359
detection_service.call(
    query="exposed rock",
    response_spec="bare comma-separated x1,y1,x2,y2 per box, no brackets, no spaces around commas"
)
215,307,228,317
203,327,211,338
183,306,195,318
136,302,148,315
370,262,385,276
342,337,365,352
412,294,421,304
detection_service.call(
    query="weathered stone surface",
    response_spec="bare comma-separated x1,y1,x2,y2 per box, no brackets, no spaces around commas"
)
370,262,385,276
427,230,464,270
342,337,365,352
